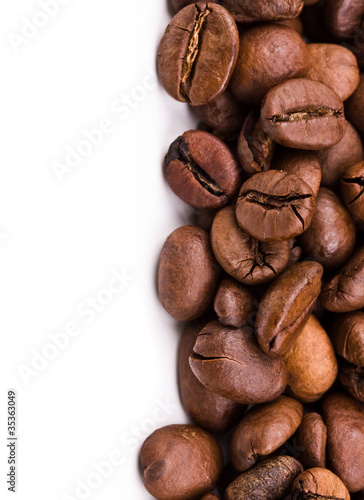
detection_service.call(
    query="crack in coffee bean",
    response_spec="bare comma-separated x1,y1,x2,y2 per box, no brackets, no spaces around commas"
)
270,107,343,123
240,190,312,210
342,176,364,204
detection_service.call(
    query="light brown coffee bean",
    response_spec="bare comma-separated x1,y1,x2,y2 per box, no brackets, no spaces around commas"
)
296,413,327,469
291,467,350,500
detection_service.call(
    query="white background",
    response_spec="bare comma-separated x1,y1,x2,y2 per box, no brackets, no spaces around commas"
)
0,1,197,498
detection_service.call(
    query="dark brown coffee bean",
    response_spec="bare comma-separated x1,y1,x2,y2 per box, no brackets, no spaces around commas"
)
231,396,303,471
261,78,346,150
158,3,239,106
325,0,364,39
158,225,220,321
296,413,327,469
236,170,315,242
237,110,275,177
320,245,364,312
141,424,223,500
330,311,364,366
220,0,304,23
291,467,350,500
323,393,364,492
225,456,303,500
299,187,356,270
214,278,256,328
346,74,364,135
283,315,338,402
189,320,287,404
230,25,308,105
339,359,364,402
179,319,246,434
211,206,290,284
319,121,364,189
341,161,364,221
306,44,360,101
164,130,241,209
255,261,323,356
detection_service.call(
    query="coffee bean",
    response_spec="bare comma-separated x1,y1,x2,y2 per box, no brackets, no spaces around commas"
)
213,278,256,328
299,187,356,269
320,245,364,312
220,0,304,23
140,424,223,500
291,467,350,500
325,0,364,39
231,396,303,471
236,170,315,242
158,225,221,321
189,320,287,404
296,413,327,469
211,206,290,284
225,456,303,500
261,78,346,150
275,16,304,34
230,25,308,105
341,161,364,221
237,110,275,177
283,315,338,402
339,359,364,402
323,393,364,492
179,319,245,433
346,74,364,135
171,0,216,12
287,238,303,267
255,261,323,356
330,311,364,367
158,3,239,106
164,130,241,209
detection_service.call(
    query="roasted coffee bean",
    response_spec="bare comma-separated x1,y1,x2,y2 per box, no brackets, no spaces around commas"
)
323,393,364,492
192,90,247,140
320,245,364,312
330,311,364,366
283,315,338,402
220,0,304,23
341,161,364,221
230,25,308,105
306,43,360,101
158,225,220,321
255,261,323,356
287,238,303,267
225,457,303,500
140,424,223,500
237,110,275,177
296,412,327,469
179,319,245,433
231,396,303,471
158,3,239,106
299,187,356,269
291,467,350,500
261,78,346,150
214,278,256,328
272,148,321,196
211,206,290,284
339,359,364,402
325,0,364,39
346,74,364,135
319,121,364,189
236,170,315,242
189,320,287,404
164,130,241,209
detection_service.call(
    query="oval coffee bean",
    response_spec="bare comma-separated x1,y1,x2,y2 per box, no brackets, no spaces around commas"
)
189,320,287,404
330,311,364,367
255,261,323,356
323,393,364,492
225,456,303,500
220,0,304,23
140,424,223,500
158,225,220,321
230,25,308,105
339,360,364,402
231,396,303,471
320,245,364,312
346,74,364,134
341,161,364,221
296,413,327,469
291,468,350,500
261,78,346,150
283,315,338,402
214,278,256,328
179,319,245,434
211,206,290,284
164,130,241,209
157,3,239,106
236,170,315,242
325,0,364,39
299,187,356,269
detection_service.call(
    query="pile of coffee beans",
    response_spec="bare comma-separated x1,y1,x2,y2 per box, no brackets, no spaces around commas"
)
140,1,364,498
